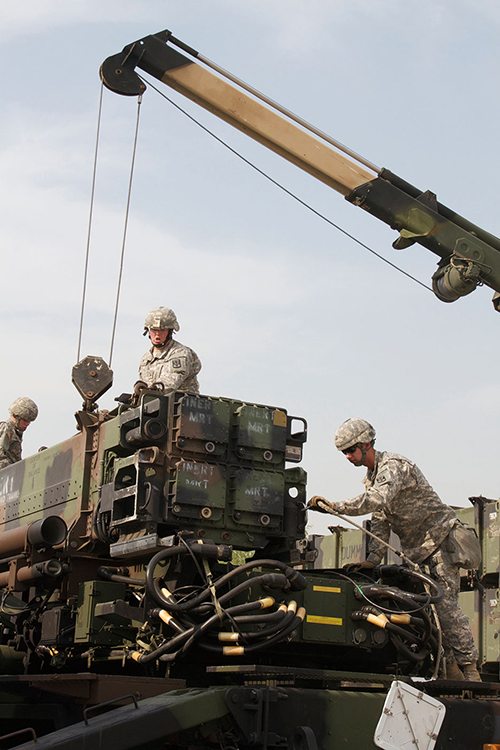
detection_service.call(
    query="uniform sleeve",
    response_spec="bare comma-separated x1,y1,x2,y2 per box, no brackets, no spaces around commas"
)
366,510,391,565
0,423,21,467
335,460,407,516
0,423,11,457
138,353,149,383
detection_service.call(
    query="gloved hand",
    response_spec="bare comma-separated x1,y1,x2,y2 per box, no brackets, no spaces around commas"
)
151,382,165,393
343,560,376,573
306,496,336,514
131,381,148,406
133,380,147,395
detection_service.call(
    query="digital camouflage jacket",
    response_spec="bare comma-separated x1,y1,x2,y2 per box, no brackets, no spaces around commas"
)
138,339,201,394
335,450,457,564
0,420,23,470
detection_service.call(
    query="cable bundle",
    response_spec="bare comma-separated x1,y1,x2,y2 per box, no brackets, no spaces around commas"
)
126,544,307,664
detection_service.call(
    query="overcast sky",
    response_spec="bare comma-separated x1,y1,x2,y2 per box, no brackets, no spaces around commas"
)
1,0,499,535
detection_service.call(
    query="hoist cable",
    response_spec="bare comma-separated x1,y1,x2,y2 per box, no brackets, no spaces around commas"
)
77,82,104,364
138,74,433,294
108,94,143,367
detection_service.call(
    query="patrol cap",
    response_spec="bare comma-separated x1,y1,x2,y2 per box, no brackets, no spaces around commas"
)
334,418,375,451
9,397,38,422
143,306,180,334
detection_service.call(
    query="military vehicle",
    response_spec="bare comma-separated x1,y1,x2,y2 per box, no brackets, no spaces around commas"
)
1,27,500,750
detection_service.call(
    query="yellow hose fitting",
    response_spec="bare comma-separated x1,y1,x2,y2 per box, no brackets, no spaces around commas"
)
159,610,173,625
161,587,175,602
259,596,275,609
218,632,240,642
391,613,411,625
366,613,388,629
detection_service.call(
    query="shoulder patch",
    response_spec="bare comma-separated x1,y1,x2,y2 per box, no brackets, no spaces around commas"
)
376,473,391,485
172,358,183,369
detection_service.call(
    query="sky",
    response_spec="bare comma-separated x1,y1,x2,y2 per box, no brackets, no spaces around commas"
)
1,0,499,536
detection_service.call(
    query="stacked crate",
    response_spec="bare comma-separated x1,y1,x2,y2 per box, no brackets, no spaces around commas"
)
457,497,500,677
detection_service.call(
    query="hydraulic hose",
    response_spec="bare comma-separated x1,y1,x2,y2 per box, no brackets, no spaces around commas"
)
133,598,275,664
146,555,305,613
206,603,294,644
199,607,306,657
376,565,443,603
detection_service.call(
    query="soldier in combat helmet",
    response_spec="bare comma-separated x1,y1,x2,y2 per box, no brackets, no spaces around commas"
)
307,417,481,682
133,306,201,402
0,398,38,470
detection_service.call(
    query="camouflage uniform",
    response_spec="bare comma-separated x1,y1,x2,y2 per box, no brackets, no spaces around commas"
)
139,339,201,394
0,420,23,469
335,450,478,666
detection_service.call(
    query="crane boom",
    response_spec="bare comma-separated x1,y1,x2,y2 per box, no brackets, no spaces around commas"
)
101,29,500,309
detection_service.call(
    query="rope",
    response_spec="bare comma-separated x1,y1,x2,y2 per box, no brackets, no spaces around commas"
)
109,94,143,367
77,82,104,364
139,74,433,294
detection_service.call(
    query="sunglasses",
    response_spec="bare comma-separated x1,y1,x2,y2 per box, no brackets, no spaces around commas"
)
342,444,359,455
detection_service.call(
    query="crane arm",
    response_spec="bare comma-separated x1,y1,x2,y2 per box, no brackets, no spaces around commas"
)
100,29,500,308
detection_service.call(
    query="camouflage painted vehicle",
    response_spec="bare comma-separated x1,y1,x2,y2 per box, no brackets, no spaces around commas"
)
0,358,498,749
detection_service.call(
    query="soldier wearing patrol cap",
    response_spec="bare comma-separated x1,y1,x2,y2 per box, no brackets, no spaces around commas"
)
0,397,38,470
307,417,481,682
133,306,201,402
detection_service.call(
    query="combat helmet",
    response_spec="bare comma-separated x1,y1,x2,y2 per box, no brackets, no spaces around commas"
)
143,306,180,335
334,418,375,451
9,397,38,423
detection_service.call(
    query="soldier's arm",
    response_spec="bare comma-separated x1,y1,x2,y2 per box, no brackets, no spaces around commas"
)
336,462,406,516
191,350,202,376
0,423,11,456
137,354,150,386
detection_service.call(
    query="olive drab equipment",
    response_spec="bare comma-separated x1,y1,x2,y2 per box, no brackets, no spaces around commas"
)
0,355,476,748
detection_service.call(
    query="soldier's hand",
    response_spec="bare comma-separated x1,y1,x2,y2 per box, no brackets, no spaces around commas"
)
307,496,336,514
151,382,165,392
133,381,148,396
131,381,148,406
344,560,376,573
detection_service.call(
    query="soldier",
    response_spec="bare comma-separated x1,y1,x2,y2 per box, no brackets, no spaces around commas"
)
307,418,481,682
0,397,38,470
133,306,201,402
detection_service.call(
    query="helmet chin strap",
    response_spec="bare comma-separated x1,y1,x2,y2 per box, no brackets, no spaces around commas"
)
355,440,374,467
149,329,173,348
